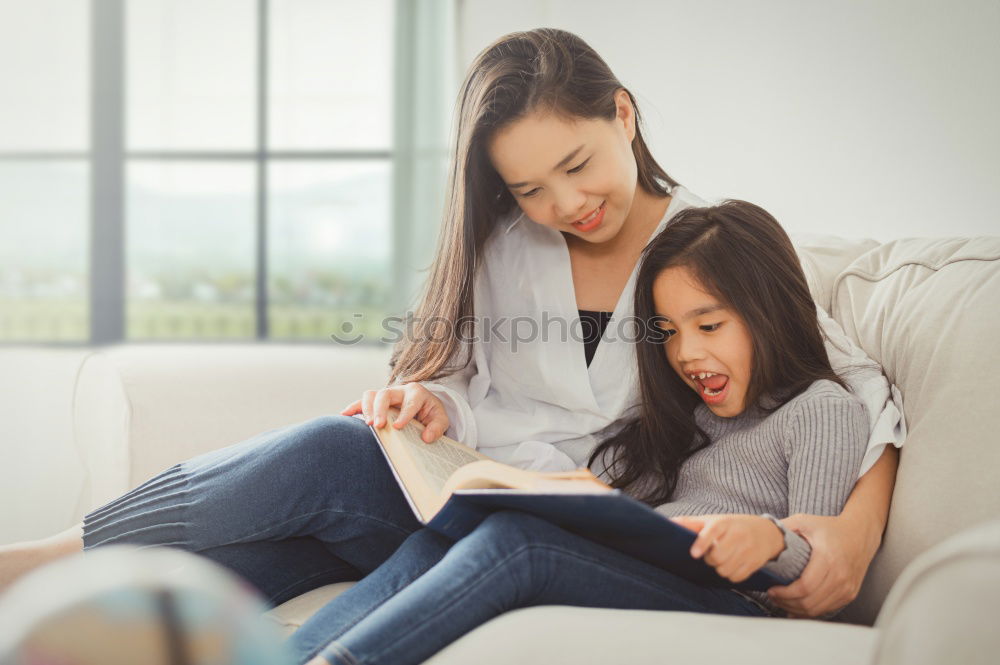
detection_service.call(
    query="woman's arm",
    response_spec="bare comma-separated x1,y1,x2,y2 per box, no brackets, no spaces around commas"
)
767,444,900,617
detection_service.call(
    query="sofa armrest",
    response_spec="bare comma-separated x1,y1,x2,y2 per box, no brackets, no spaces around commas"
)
71,343,392,522
871,519,1000,665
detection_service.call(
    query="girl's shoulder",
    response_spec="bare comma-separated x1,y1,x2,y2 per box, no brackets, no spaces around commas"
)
781,378,865,409
772,379,868,429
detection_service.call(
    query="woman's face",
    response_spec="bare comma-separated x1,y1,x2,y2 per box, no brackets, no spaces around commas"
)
486,90,640,244
652,265,754,418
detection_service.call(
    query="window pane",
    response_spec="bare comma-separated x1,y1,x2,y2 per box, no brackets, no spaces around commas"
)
127,161,256,340
127,0,255,151
0,162,89,341
269,0,394,150
268,161,391,341
0,0,88,151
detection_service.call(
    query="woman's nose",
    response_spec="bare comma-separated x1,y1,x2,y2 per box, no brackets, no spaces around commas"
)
552,187,588,222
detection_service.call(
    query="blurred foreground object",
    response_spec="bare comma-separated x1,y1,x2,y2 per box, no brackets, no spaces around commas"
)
0,545,293,665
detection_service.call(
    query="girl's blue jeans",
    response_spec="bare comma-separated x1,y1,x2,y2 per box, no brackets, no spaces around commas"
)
82,415,769,665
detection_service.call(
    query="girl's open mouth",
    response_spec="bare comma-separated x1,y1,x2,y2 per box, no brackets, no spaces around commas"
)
691,373,730,405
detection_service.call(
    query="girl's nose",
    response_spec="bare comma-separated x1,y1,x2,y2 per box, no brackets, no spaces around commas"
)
675,335,706,363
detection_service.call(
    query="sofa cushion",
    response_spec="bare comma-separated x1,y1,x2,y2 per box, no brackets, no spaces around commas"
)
426,606,875,665
262,583,876,665
830,237,1000,625
792,233,881,313
71,344,393,521
263,582,357,640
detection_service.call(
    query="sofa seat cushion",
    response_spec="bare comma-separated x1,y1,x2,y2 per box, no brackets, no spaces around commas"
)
263,581,876,665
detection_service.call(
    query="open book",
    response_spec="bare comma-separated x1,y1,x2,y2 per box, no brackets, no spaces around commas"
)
367,408,789,592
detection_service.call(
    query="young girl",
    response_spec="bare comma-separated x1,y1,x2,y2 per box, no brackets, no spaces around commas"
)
287,200,869,665
1,26,901,656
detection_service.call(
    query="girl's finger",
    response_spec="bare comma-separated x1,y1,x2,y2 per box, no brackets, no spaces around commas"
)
690,524,717,559
671,517,704,533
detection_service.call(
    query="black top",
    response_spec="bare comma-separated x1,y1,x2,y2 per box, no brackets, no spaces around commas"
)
578,309,613,367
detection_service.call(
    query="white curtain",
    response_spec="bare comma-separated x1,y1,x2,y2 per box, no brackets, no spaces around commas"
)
391,0,459,315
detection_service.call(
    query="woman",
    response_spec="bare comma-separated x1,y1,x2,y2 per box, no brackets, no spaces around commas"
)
0,27,901,653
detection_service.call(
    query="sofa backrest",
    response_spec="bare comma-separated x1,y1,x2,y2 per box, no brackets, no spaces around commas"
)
822,236,1000,625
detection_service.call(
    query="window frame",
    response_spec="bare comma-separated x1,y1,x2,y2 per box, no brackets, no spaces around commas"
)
0,0,424,348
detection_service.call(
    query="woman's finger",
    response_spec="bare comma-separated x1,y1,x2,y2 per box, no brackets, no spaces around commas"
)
360,390,377,424
394,385,423,428
769,565,831,616
372,388,403,428
419,412,449,443
341,399,362,416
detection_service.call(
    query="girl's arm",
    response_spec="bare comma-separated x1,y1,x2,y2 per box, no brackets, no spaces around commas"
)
767,443,899,618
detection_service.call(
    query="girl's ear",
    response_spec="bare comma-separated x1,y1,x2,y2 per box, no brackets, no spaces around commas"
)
614,88,636,143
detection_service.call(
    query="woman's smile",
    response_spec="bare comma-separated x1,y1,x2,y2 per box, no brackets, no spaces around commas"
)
571,201,606,232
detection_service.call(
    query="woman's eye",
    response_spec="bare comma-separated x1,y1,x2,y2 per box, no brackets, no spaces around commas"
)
567,158,590,174
520,188,540,198
700,323,721,332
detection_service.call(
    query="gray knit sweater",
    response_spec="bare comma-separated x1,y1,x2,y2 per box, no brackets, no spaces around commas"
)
651,379,869,617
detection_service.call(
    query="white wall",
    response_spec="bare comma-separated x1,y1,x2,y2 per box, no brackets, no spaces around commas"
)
456,0,999,240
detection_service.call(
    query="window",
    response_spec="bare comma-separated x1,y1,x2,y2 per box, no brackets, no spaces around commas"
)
0,0,90,342
0,0,451,346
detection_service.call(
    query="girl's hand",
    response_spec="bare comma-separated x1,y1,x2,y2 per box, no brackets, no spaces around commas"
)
765,513,877,618
671,514,785,584
340,383,450,443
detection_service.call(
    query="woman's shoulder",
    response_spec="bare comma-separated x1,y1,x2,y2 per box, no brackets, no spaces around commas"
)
670,185,711,211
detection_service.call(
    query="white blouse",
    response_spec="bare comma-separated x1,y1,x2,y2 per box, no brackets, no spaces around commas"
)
420,186,905,477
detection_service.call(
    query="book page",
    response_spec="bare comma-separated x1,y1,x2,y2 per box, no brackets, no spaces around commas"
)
390,416,487,495
370,408,492,523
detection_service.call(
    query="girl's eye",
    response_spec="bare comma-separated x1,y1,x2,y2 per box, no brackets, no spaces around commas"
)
661,328,677,340
700,323,722,332
567,158,590,174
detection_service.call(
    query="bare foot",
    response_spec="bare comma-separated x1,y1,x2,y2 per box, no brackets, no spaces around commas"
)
0,522,84,592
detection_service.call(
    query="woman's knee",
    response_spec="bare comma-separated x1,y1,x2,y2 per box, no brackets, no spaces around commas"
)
283,414,377,463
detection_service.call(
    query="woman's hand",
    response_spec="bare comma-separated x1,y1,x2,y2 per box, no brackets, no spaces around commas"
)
671,514,784,584
340,383,450,443
764,513,878,618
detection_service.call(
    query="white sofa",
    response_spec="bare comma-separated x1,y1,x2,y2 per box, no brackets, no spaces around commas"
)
9,233,1000,664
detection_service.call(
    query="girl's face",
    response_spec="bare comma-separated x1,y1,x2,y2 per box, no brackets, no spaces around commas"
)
652,266,754,418
486,90,640,244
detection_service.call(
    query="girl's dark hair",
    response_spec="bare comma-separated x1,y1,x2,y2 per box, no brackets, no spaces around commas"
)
389,28,680,384
587,200,845,507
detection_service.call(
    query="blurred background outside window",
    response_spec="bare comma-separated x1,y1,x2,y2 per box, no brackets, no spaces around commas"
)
0,0,453,345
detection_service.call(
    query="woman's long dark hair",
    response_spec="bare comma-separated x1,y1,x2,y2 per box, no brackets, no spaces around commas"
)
587,200,846,507
388,28,680,384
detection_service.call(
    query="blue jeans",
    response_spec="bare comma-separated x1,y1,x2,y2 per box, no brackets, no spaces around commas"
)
83,415,424,608
82,415,769,665
294,510,769,665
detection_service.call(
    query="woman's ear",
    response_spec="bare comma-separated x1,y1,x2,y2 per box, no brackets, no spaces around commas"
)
615,88,637,143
